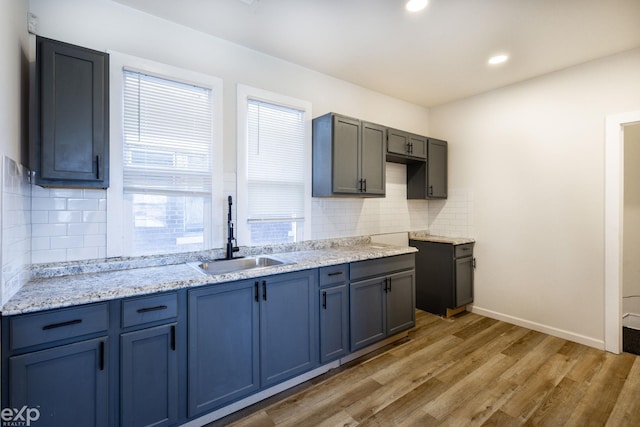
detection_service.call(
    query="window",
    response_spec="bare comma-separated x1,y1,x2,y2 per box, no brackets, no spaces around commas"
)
237,85,312,246
108,53,223,257
122,70,213,255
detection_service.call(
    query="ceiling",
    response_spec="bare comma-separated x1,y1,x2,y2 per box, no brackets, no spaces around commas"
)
113,0,640,107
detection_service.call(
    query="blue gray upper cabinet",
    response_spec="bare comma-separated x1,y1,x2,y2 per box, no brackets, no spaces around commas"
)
387,128,427,161
407,138,448,199
312,113,385,197
34,36,109,188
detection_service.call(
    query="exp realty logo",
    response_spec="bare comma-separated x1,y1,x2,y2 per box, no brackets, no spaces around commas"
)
1,406,40,426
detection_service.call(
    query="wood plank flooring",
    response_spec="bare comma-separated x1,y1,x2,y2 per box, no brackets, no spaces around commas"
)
207,310,640,426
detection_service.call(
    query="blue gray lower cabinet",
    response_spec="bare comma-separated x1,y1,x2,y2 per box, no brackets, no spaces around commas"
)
187,269,317,418
259,271,318,386
1,255,414,426
319,284,349,363
187,280,260,417
121,324,178,427
350,277,387,350
350,256,416,352
9,337,109,427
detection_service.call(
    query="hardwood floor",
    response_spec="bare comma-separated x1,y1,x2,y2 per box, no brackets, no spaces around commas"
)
208,310,640,426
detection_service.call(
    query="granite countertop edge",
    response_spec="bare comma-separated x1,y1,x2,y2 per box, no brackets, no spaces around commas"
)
2,243,417,316
408,232,475,245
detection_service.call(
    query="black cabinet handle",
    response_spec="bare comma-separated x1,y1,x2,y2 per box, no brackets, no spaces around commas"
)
170,325,176,351
359,179,364,192
96,155,101,180
42,319,82,330
383,278,389,293
262,280,267,301
327,271,343,277
322,291,327,309
99,341,105,371
136,305,167,313
363,179,367,193
473,258,477,269
388,278,392,292
254,281,259,302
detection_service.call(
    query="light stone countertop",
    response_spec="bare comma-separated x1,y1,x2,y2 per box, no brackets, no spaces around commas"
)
2,242,417,316
408,231,475,246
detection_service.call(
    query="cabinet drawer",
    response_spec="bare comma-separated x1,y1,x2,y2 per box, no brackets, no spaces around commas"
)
455,243,474,258
319,264,349,287
10,303,108,351
121,292,178,328
350,254,415,281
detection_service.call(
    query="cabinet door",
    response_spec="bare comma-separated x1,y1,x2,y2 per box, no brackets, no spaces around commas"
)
427,139,447,198
386,271,416,335
455,257,474,307
361,122,386,195
350,278,386,351
9,338,108,427
37,37,109,188
121,324,178,427
387,128,410,155
320,284,349,363
260,271,317,387
408,134,427,159
188,281,259,416
332,115,361,194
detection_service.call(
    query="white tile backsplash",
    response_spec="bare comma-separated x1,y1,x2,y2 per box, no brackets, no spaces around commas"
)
311,163,430,240
1,157,31,305
427,188,475,237
30,187,107,263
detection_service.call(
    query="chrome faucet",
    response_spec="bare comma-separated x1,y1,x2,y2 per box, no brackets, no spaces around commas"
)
225,195,240,260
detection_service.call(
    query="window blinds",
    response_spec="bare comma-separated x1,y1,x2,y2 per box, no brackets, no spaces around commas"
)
247,99,305,222
123,70,213,195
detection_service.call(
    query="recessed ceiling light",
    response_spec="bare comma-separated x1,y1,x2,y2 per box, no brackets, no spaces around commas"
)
488,54,509,65
406,0,429,13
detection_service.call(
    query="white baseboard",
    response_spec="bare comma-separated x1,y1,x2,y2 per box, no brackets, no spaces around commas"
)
471,306,605,350
623,313,640,330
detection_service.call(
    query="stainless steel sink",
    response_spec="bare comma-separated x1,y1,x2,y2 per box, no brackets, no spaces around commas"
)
188,256,292,275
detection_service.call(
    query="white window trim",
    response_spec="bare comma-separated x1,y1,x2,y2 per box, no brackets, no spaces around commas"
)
107,52,223,257
236,84,312,245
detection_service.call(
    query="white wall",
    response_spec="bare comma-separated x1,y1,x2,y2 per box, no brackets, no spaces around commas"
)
624,124,640,319
27,0,431,261
430,48,640,347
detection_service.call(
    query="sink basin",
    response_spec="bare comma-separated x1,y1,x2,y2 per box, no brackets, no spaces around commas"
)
188,256,292,275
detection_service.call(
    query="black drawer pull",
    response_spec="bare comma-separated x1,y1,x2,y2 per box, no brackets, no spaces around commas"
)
322,291,327,309
171,325,176,351
262,281,267,301
254,281,259,302
42,319,82,330
327,271,343,277
99,341,105,371
136,305,168,314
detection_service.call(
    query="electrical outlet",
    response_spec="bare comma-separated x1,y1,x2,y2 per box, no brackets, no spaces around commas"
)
28,13,38,35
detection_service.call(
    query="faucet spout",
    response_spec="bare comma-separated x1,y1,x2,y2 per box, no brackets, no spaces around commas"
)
225,195,240,260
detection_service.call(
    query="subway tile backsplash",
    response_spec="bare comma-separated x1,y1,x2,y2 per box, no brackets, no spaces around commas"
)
311,163,431,239
427,188,475,238
30,185,107,263
23,163,473,266
1,157,31,305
